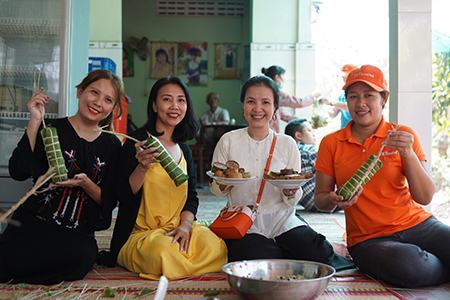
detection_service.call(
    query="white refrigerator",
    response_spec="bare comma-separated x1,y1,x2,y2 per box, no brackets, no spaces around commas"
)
0,0,90,208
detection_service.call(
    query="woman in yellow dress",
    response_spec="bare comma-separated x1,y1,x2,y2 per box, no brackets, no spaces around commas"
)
102,76,227,280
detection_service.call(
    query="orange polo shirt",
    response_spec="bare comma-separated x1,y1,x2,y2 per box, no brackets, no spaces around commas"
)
316,118,432,247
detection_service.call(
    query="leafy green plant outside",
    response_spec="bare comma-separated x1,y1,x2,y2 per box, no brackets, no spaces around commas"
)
432,52,450,136
432,52,450,210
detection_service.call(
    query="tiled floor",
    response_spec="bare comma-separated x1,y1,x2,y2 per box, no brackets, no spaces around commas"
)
196,184,226,221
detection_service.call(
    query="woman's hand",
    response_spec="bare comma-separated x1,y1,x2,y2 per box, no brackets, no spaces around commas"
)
27,89,49,123
384,129,415,159
53,173,102,203
129,141,160,195
384,128,436,205
282,188,299,197
166,221,192,252
134,141,159,170
26,89,50,151
329,188,362,210
218,183,233,193
318,97,331,105
53,173,90,188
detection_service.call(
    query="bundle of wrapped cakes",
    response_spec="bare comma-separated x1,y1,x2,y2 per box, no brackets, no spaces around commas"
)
212,160,251,178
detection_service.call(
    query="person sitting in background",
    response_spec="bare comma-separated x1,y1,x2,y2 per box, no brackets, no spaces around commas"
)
261,65,325,132
199,92,231,150
284,118,320,212
315,65,450,287
320,64,358,129
200,92,230,126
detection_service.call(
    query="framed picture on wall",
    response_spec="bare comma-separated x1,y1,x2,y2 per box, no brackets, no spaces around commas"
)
177,42,208,86
150,42,176,79
214,43,239,79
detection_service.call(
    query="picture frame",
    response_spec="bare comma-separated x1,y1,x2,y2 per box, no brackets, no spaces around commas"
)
177,42,208,86
214,43,239,79
149,42,176,79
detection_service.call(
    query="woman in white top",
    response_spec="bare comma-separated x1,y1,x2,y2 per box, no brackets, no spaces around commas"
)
211,76,349,267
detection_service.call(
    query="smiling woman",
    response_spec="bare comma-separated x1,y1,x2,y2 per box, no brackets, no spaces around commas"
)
101,76,228,280
1,70,124,285
315,65,450,288
209,76,352,270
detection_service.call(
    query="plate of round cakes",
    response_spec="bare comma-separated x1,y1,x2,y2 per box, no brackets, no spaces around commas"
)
264,169,314,189
207,160,256,186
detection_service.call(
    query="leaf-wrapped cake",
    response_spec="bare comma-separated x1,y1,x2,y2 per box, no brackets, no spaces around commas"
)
337,154,382,201
41,127,68,183
144,135,188,186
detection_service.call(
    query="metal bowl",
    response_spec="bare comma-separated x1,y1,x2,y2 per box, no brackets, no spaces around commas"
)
222,259,335,300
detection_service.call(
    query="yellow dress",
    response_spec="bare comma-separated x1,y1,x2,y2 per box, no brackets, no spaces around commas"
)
117,156,227,280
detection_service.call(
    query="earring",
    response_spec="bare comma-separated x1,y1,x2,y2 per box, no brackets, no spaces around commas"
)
272,113,278,121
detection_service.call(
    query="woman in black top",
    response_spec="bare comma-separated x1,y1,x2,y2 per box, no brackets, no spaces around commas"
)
0,70,124,284
100,77,227,280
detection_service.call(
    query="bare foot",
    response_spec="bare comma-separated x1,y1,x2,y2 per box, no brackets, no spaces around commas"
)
332,242,351,258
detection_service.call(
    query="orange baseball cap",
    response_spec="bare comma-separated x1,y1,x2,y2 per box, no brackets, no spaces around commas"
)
342,65,388,92
341,64,358,75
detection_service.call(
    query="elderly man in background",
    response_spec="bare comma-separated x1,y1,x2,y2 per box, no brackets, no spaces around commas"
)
200,92,230,126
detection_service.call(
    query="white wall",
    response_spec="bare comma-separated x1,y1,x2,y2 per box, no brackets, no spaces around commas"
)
389,0,433,168
88,0,122,79
250,0,316,130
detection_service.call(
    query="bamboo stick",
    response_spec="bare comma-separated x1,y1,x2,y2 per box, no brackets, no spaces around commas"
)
0,167,55,224
98,128,140,143
99,128,189,186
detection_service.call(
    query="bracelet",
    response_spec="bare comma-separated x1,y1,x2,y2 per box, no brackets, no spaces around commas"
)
181,219,193,226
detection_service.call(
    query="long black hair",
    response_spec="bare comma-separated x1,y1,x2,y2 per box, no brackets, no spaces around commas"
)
145,76,199,143
240,75,280,111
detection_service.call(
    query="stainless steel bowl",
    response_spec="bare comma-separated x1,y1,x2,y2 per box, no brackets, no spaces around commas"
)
222,259,335,300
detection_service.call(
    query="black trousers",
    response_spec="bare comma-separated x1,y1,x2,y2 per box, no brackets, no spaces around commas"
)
0,211,97,285
225,225,353,270
349,217,450,287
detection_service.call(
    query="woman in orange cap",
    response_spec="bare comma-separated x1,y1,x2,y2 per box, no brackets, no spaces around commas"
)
314,65,450,288
321,64,358,128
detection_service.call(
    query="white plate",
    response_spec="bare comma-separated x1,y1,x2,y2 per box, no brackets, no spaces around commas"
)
265,178,313,189
206,170,256,186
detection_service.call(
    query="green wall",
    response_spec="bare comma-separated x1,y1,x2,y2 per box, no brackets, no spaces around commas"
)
123,1,251,129
252,0,298,43
89,0,122,41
